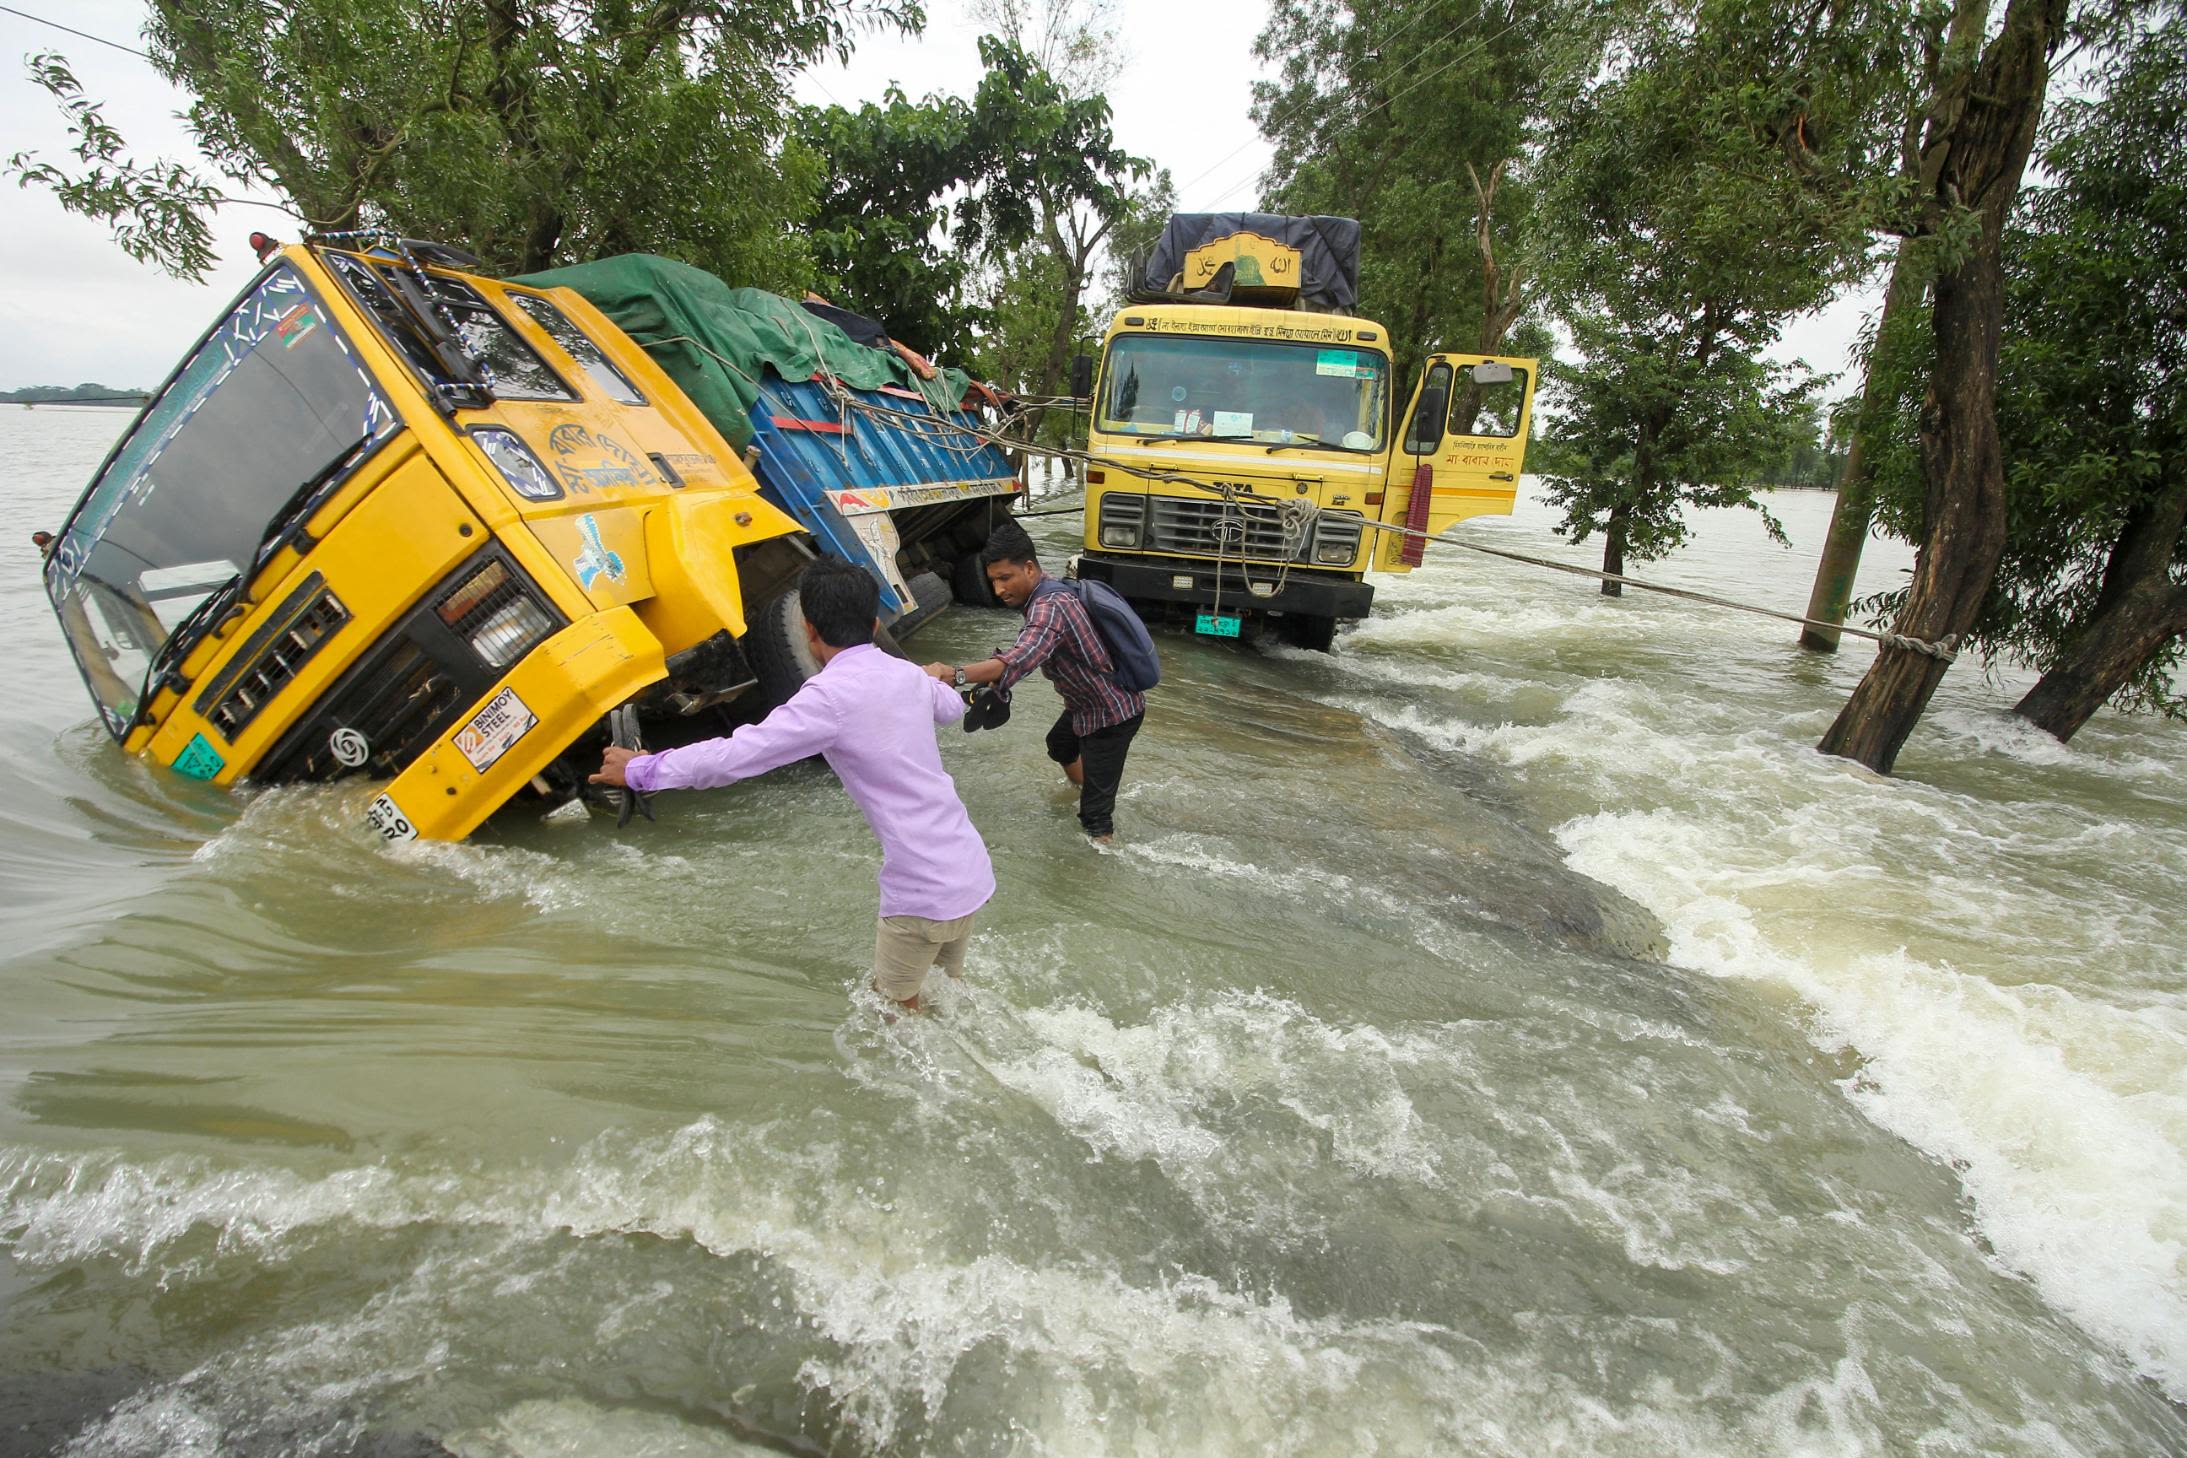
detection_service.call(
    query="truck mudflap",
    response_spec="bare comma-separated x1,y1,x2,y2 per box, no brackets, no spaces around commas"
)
364,606,666,844
1076,554,1375,621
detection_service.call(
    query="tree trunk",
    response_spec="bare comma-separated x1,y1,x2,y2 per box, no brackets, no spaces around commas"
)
2012,477,2187,740
1816,0,2067,773
1601,503,1630,597
1799,245,1919,651
1799,434,1875,651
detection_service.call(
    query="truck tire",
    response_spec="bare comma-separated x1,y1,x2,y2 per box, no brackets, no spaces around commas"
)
747,588,822,709
1279,613,1338,653
951,550,996,607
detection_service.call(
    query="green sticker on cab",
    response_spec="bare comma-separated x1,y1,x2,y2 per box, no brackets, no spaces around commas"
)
1195,612,1242,639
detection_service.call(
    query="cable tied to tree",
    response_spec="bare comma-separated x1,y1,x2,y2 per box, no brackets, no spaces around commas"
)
787,386,1962,665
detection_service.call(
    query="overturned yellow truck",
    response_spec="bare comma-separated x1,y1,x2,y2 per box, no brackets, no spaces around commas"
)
1077,213,1537,649
38,235,1011,842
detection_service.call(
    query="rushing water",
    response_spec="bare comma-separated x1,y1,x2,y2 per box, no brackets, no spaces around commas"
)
2,402,2182,1456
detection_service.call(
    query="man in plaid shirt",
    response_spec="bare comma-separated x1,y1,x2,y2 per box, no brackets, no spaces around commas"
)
925,524,1147,843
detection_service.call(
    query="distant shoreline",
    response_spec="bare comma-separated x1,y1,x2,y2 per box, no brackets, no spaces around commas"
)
0,399,145,410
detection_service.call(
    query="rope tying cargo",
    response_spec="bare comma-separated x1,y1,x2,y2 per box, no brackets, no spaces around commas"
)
786,386,1963,664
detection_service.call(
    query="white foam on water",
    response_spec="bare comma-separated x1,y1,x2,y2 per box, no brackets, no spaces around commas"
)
447,1398,781,1457
3,1119,2147,1457
0,1147,417,1276
1305,572,2187,1401
1548,767,2187,1399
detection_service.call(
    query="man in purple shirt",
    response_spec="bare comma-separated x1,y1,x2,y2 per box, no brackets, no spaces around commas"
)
924,524,1146,843
592,559,994,1011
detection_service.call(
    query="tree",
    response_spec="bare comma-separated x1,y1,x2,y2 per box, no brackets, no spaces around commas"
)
1796,241,1922,649
1251,0,1588,385
1532,0,1915,593
794,31,1144,377
798,86,984,355
1858,11,2187,739
10,0,918,286
1816,0,2074,770
957,32,1144,406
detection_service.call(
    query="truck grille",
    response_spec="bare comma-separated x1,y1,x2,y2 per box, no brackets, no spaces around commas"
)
198,574,350,741
252,548,561,783
1147,498,1304,560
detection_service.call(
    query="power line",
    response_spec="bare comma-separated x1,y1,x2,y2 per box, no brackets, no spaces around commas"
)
1176,2,1499,209
1195,5,1527,212
0,4,153,60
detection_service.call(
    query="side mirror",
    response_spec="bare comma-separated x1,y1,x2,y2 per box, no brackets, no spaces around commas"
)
1406,388,1449,451
1069,354,1095,400
1471,361,1514,385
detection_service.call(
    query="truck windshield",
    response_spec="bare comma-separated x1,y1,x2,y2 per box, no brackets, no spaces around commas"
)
1099,334,1389,450
44,264,398,738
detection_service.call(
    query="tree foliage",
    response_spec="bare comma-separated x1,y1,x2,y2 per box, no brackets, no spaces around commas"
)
6,54,223,279
1532,0,1917,587
798,30,1143,369
799,85,983,353
1251,0,1590,384
12,0,922,285
1860,8,2187,730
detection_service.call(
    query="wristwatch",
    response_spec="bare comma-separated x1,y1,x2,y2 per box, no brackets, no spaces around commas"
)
953,665,969,689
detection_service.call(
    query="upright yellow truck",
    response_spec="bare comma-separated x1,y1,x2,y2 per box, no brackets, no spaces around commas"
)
1076,213,1537,648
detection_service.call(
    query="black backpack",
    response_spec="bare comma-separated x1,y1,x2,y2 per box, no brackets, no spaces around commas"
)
1061,577,1161,692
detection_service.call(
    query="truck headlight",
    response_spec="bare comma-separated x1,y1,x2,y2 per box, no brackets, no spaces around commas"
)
472,427,561,501
1315,537,1355,564
469,597,557,667
437,557,558,667
1102,524,1141,548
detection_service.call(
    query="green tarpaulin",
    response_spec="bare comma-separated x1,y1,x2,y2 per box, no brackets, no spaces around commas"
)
513,254,972,449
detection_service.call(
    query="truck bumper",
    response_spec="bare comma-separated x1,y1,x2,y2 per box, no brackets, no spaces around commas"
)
1076,553,1375,620
364,606,666,843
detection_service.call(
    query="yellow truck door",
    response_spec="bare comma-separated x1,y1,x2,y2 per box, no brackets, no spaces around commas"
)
1378,354,1538,569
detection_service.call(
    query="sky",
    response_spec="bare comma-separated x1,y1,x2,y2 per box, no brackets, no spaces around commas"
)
0,0,1873,397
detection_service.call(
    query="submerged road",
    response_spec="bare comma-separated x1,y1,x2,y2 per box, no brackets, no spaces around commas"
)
3,405,2183,1455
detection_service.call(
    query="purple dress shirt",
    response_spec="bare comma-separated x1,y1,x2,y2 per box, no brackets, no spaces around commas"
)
622,643,995,921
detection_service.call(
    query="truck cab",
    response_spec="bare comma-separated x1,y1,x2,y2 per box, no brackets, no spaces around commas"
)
1076,214,1536,648
41,234,806,843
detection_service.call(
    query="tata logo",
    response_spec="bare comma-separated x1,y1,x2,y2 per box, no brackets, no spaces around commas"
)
572,513,626,589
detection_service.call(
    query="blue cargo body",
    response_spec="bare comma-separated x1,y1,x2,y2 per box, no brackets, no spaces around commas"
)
746,372,1021,634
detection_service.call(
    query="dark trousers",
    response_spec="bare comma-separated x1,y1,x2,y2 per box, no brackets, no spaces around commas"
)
1046,711,1143,838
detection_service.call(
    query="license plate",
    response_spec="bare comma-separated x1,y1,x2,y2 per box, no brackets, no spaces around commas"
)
365,792,418,842
1195,612,1242,639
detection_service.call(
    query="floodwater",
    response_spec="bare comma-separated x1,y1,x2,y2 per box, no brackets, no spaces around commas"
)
2,402,2183,1456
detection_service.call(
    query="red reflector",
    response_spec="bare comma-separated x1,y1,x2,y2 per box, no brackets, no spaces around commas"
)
1087,469,1105,484
1364,492,1384,506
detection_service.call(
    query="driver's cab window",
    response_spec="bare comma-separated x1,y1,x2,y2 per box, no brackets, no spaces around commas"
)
1454,367,1528,439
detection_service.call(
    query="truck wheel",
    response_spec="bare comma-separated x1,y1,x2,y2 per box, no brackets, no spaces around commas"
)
951,550,996,607
1280,613,1338,653
748,587,821,708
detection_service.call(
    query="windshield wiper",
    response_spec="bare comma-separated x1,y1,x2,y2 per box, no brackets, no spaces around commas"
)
126,433,375,730
1136,431,1260,445
131,572,244,728
250,432,376,574
1263,438,1375,454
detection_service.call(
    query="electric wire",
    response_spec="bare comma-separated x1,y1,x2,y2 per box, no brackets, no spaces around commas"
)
820,381,1959,661
0,4,152,59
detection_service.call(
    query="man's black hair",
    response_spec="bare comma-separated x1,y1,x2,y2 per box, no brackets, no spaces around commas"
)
798,558,879,648
979,522,1040,569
